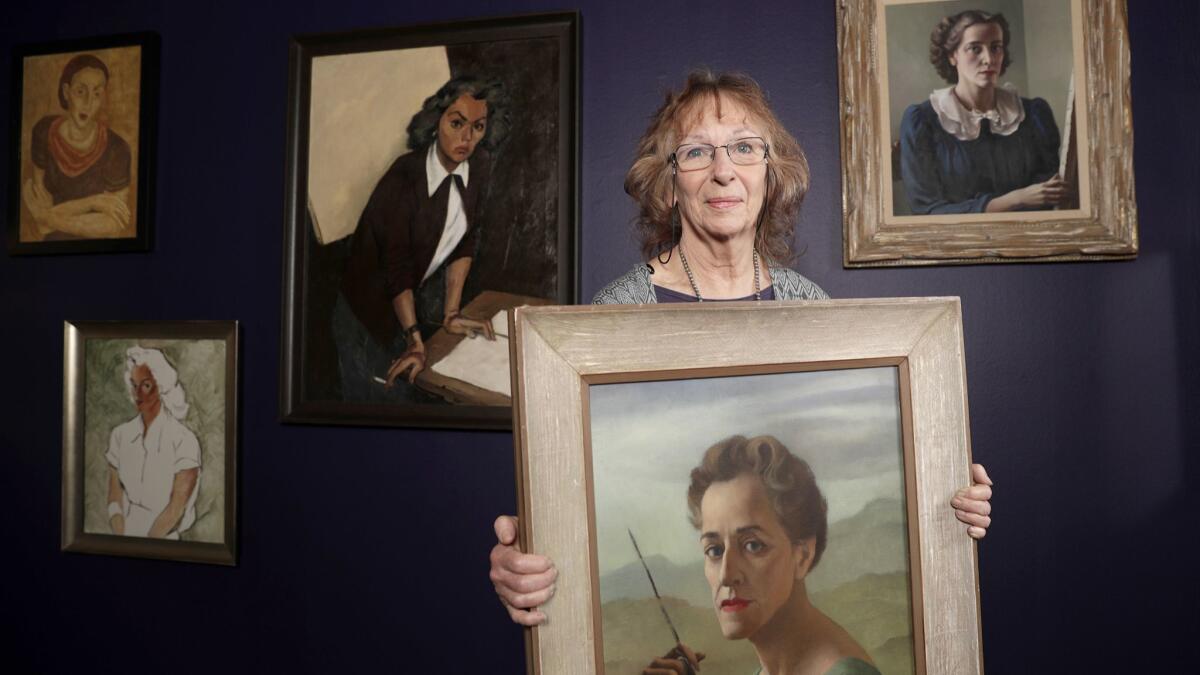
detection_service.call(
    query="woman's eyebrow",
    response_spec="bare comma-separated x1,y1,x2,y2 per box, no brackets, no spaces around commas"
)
700,524,766,540
682,128,756,144
448,109,488,124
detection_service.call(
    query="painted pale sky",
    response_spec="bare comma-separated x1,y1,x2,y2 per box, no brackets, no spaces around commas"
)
589,366,905,573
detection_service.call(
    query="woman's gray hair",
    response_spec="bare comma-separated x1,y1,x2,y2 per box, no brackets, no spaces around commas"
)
405,75,511,152
125,347,189,421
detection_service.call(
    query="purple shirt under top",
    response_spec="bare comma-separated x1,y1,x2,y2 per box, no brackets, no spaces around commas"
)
653,284,776,303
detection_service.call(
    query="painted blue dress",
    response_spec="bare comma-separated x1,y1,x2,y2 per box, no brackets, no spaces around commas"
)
899,89,1061,215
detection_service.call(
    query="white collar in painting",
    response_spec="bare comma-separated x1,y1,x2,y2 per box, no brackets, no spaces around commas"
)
425,143,470,197
929,83,1025,141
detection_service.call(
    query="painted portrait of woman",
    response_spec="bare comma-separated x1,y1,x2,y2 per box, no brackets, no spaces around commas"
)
640,435,882,675
20,53,134,240
335,75,511,402
589,368,920,675
80,337,230,547
897,9,1068,215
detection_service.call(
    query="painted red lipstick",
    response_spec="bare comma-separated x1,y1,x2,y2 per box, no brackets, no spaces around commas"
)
721,598,751,612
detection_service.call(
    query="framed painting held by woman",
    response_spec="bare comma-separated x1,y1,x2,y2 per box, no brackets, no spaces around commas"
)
510,299,982,675
280,12,578,430
838,0,1136,266
8,32,159,255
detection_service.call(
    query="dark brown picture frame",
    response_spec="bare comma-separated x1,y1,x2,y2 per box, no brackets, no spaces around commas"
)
280,12,579,430
62,320,238,566
7,32,159,255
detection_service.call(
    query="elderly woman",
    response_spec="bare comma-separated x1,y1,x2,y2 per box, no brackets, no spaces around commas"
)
22,53,132,240
489,71,994,625
899,10,1067,215
642,435,880,675
337,75,511,399
105,347,201,539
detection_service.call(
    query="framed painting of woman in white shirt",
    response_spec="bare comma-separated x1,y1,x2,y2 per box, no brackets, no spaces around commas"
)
837,0,1136,266
280,12,578,430
61,321,237,565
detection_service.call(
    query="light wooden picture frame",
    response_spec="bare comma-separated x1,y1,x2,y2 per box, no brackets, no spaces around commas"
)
511,299,982,675
838,0,1136,266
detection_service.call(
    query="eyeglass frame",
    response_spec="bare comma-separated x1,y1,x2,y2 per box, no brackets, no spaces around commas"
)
668,136,771,172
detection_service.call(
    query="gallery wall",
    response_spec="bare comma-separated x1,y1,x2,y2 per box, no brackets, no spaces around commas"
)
2,0,1196,672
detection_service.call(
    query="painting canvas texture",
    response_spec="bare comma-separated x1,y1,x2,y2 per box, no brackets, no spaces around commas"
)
81,338,227,544
17,45,142,242
590,367,915,675
300,38,562,409
882,0,1084,218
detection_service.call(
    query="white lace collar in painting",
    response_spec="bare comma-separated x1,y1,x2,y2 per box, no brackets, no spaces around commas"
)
929,83,1025,141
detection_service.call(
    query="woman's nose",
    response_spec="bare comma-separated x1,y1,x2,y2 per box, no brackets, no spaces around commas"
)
719,551,743,587
711,148,736,182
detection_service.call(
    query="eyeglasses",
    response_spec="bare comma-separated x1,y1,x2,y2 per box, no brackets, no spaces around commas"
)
670,137,769,172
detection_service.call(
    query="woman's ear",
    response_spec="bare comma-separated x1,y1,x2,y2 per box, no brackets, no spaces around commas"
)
793,537,817,581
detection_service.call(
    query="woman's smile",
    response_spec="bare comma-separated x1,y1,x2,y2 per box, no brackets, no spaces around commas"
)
706,196,743,209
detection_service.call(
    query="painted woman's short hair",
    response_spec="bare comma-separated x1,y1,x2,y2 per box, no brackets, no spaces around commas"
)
686,434,828,570
623,70,811,265
58,54,110,109
929,10,1013,84
405,75,511,153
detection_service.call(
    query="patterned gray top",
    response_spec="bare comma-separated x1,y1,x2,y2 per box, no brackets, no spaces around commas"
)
591,264,829,304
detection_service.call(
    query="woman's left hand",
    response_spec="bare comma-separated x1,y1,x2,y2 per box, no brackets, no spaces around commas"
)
445,313,496,340
952,463,993,539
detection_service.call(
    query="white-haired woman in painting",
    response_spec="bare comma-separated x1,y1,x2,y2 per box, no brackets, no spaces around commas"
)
22,53,132,239
105,347,201,539
643,435,880,675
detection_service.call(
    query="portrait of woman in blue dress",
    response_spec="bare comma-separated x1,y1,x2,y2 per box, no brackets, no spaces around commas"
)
899,9,1072,215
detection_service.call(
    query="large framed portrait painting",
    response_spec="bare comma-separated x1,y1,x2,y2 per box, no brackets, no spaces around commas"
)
280,12,578,429
512,300,983,675
7,33,158,255
61,321,238,565
838,0,1136,265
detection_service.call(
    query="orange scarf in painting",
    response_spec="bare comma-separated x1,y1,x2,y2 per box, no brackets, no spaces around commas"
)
48,116,109,177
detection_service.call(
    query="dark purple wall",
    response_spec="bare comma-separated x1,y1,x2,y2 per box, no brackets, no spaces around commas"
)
2,0,1196,672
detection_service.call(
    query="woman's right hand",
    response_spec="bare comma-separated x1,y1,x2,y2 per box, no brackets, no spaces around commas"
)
87,192,131,228
988,176,1069,212
490,515,557,626
643,643,705,675
386,345,426,386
